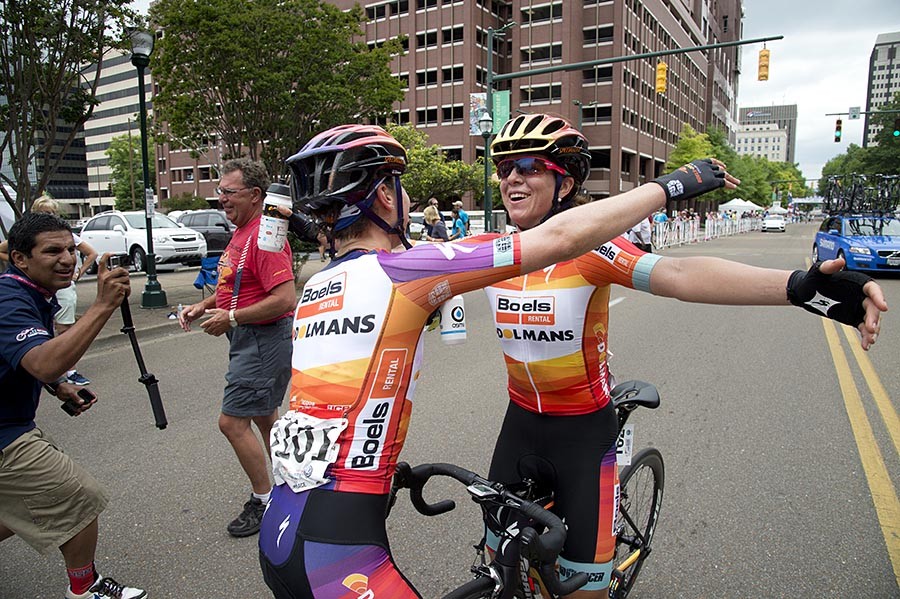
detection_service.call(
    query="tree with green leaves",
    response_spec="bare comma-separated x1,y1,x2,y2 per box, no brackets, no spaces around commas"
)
150,0,404,180
386,124,485,208
0,0,136,221
665,124,713,171
861,93,900,176
106,131,155,210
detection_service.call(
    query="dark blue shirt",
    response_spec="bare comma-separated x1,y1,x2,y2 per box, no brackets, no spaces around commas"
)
0,266,59,450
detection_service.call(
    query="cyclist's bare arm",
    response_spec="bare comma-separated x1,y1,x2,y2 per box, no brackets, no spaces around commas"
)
648,256,887,349
518,184,666,273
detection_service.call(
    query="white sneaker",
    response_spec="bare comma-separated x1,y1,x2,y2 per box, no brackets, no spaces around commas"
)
66,575,147,599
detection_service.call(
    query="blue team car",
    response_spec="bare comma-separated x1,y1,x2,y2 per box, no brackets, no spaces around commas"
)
812,214,900,272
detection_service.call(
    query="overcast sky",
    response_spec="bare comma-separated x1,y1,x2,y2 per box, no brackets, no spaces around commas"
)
131,1,899,182
740,1,900,183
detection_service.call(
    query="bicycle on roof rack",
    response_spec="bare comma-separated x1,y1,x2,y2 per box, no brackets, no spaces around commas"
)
389,380,664,599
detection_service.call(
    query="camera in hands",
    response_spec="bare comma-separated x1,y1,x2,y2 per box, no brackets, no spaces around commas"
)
107,253,132,270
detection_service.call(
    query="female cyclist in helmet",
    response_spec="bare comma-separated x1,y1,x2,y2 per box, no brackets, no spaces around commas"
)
257,123,739,598
481,113,886,598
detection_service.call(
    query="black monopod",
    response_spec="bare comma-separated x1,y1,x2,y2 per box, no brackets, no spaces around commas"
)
119,301,167,429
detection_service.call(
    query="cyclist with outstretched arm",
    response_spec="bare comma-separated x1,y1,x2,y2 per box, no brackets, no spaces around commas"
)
478,113,887,598
256,124,737,598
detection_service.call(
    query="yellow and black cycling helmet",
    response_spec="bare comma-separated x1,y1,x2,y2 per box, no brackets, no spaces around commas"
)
491,114,591,185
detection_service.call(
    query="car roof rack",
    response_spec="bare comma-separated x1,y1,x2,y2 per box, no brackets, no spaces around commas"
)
822,173,900,214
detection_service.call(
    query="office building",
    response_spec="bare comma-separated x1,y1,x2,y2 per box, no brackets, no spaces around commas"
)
320,0,743,202
864,31,900,148
734,122,787,162
82,49,153,215
738,104,797,164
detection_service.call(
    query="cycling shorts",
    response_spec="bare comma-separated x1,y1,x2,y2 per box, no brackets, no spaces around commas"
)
259,484,421,599
486,401,619,589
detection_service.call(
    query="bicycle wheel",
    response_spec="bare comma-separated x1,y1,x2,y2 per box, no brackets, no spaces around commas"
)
443,574,496,599
612,448,664,598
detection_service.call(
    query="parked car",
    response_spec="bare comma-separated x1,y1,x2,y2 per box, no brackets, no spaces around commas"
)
761,213,786,232
812,214,900,272
176,209,235,256
79,210,207,272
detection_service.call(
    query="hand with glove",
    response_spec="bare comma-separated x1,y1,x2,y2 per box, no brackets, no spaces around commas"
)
787,258,887,350
652,158,740,202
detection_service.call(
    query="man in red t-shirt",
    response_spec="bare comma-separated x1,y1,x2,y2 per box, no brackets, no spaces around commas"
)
179,158,296,538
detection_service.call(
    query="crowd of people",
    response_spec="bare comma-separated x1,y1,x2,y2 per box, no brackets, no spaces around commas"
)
0,114,887,599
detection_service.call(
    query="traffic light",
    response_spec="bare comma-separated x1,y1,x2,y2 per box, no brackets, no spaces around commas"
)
893,118,900,138
834,119,842,143
758,48,770,81
655,61,668,94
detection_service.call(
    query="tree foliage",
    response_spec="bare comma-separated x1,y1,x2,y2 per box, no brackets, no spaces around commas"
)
0,0,136,218
668,123,813,207
106,131,155,210
150,0,405,180
386,124,485,208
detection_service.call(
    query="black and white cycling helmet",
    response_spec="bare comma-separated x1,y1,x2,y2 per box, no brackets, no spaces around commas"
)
286,125,407,236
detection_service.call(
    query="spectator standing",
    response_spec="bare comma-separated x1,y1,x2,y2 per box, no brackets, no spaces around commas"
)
178,158,296,538
0,213,145,599
449,208,467,240
627,216,653,252
422,204,441,238
423,210,449,242
452,200,470,234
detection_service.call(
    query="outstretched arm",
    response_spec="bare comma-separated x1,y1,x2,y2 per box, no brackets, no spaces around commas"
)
649,256,887,350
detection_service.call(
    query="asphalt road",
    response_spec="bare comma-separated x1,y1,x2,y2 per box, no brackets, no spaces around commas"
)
1,223,897,598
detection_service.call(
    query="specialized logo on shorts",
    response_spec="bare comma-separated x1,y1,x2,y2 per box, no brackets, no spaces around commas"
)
295,314,376,340
346,349,406,470
15,327,50,342
297,273,346,318
342,573,375,598
495,295,555,326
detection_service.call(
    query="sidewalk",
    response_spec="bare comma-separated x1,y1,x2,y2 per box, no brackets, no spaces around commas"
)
78,253,329,352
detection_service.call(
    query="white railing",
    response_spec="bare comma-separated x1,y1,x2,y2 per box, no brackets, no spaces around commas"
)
651,216,761,250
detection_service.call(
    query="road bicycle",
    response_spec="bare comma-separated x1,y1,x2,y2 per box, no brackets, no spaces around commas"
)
390,380,664,598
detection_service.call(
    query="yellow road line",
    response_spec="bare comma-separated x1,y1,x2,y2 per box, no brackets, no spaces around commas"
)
841,325,900,458
821,318,900,589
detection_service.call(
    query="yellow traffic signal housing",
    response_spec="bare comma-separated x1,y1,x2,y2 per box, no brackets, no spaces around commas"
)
758,48,770,81
655,61,668,94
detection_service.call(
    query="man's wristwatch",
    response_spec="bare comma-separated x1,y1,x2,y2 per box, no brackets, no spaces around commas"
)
228,309,238,328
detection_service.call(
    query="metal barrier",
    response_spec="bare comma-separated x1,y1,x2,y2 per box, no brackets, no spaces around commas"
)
652,217,761,250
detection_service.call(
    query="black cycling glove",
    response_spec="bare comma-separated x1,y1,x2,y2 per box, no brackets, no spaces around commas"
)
786,262,874,327
652,158,725,202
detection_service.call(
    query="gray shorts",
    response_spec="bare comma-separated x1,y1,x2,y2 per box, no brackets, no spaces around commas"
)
0,427,108,555
54,283,77,325
223,317,292,418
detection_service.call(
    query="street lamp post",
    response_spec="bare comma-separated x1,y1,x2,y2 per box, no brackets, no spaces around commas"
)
478,111,494,232
483,21,515,233
129,29,167,308
572,99,583,129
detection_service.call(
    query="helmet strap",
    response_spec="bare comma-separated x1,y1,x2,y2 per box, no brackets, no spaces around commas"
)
354,176,412,250
539,174,571,226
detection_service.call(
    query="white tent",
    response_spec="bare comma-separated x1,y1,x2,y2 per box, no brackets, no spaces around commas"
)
718,198,762,214
767,205,788,214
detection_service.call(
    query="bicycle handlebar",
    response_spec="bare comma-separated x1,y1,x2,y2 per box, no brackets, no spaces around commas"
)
394,461,588,596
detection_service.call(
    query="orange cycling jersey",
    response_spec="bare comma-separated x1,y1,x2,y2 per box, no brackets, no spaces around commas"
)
484,237,661,416
284,235,522,496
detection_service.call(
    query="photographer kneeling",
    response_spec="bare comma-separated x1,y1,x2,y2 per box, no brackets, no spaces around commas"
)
0,213,146,599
